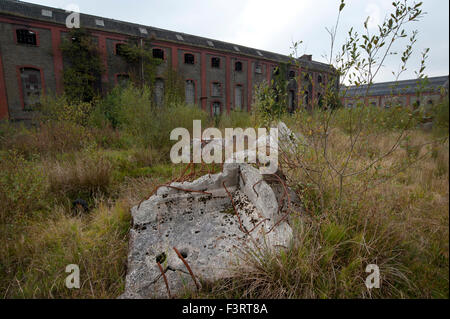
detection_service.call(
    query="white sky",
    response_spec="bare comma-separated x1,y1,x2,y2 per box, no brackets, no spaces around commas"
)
25,0,449,83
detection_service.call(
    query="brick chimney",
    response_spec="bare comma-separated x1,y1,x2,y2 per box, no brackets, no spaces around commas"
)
300,54,312,61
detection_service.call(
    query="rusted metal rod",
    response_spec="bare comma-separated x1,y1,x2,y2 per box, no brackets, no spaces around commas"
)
156,262,172,299
222,181,249,235
173,247,201,291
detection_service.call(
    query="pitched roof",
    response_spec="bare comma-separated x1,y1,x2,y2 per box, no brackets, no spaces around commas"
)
1,0,333,72
341,75,449,97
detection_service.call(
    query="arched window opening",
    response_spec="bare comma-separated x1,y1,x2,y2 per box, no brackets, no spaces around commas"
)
185,80,195,105
235,61,242,72
152,48,164,60
184,53,195,65
16,29,37,45
20,67,42,110
318,74,323,84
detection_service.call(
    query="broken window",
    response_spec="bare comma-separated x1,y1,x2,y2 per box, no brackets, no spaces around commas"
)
184,53,195,65
185,80,195,105
20,67,42,111
116,43,126,56
235,61,242,72
288,90,295,113
154,78,164,107
152,48,164,60
212,102,221,116
254,63,262,74
117,74,130,87
318,74,323,84
211,82,222,97
318,93,324,108
16,29,37,45
304,91,309,106
234,85,243,110
289,71,296,79
211,57,220,68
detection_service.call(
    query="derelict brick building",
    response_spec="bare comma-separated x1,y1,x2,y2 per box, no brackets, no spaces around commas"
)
0,0,336,121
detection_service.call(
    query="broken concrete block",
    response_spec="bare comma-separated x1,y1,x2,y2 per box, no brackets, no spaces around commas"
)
121,163,296,298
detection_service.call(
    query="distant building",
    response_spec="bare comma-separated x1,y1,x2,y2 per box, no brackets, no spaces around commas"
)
0,0,336,121
341,75,449,109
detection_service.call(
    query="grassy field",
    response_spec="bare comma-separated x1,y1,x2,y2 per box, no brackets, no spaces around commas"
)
0,86,448,298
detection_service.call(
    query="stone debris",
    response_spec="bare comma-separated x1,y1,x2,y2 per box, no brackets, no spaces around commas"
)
120,163,298,299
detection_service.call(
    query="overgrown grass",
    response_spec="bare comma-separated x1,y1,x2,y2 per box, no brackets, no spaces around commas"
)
0,86,448,298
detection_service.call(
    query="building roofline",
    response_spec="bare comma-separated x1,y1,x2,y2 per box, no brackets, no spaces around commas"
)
1,0,334,72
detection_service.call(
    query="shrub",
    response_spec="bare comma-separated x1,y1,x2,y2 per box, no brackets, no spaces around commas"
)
0,150,49,222
47,152,113,201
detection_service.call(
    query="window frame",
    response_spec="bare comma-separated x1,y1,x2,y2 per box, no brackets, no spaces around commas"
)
185,79,197,105
210,100,222,117
233,84,244,111
152,47,166,60
211,57,221,69
16,65,46,110
114,42,127,56
210,81,223,97
14,28,40,46
235,61,243,72
184,53,196,65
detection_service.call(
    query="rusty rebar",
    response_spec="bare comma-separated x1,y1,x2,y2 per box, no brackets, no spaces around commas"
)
156,262,172,299
248,218,269,234
252,179,263,197
166,185,212,195
173,247,200,291
265,173,293,235
222,181,249,235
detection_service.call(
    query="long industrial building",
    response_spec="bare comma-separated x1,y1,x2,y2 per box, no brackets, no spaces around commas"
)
0,0,336,121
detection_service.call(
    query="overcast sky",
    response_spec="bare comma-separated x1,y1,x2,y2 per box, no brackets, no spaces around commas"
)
25,0,449,83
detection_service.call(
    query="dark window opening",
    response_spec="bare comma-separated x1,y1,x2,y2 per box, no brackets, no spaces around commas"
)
211,57,220,68
288,90,295,113
318,74,323,84
117,74,130,87
427,99,433,105
235,61,242,72
289,71,296,79
16,29,37,45
304,91,309,106
152,48,164,60
184,53,195,64
116,43,126,57
318,93,323,107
